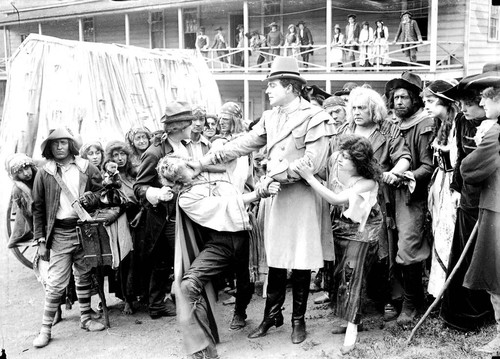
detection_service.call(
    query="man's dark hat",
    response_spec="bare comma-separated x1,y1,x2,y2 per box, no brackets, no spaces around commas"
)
347,14,357,19
199,26,205,31
442,62,500,100
236,24,244,30
401,11,413,18
385,71,423,98
265,56,306,85
303,85,332,101
215,26,223,31
40,127,77,153
160,101,196,124
334,82,359,96
297,20,306,26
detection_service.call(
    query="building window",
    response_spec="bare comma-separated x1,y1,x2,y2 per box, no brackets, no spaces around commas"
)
150,11,164,49
83,17,95,42
490,5,500,41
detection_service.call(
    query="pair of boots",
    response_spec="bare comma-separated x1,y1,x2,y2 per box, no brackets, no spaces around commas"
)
248,268,310,344
397,262,424,326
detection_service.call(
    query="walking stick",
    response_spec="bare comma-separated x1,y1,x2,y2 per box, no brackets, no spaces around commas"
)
406,221,479,344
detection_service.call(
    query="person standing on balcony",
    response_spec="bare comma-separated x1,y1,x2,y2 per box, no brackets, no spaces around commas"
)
266,22,284,65
235,24,246,67
330,24,345,68
359,21,374,67
193,57,334,344
297,20,314,69
384,72,435,326
374,20,391,66
195,26,210,57
344,14,360,68
211,26,228,64
284,24,300,58
250,30,267,68
393,11,422,64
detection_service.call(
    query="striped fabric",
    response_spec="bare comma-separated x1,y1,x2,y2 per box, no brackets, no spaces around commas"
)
76,282,92,324
41,294,61,335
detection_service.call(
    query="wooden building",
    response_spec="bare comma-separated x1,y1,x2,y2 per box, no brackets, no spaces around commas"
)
0,0,499,122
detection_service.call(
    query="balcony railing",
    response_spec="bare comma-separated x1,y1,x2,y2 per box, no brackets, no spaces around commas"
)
200,41,464,74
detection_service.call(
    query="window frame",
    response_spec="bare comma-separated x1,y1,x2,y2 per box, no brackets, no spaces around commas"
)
489,4,500,42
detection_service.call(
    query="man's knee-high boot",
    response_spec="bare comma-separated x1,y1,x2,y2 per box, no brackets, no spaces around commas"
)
291,269,311,344
248,267,287,339
397,262,423,325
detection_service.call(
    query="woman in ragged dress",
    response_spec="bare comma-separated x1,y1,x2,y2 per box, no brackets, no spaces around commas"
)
422,80,460,299
373,20,391,66
284,24,300,58
292,134,382,355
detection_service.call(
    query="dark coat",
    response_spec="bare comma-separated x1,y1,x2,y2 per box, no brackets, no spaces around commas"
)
32,157,102,249
298,26,314,54
133,136,210,254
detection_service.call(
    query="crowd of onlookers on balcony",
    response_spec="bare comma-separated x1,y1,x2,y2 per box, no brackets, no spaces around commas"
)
195,11,423,69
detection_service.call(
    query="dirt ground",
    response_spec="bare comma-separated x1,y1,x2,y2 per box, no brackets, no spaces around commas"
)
0,183,498,359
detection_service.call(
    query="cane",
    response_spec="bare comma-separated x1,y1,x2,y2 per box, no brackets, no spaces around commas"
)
406,221,479,344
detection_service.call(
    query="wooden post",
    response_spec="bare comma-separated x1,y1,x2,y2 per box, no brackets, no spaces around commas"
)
178,8,184,49
125,13,130,46
38,22,42,35
326,0,332,72
243,0,249,74
78,18,84,41
244,78,249,125
429,0,438,72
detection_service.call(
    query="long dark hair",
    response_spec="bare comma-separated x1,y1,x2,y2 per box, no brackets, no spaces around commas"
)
339,134,381,181
41,139,80,160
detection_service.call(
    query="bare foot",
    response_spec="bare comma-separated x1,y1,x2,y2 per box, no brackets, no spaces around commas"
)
122,301,134,315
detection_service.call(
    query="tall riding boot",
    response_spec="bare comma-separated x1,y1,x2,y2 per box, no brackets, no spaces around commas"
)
248,267,287,339
397,262,424,326
291,269,311,344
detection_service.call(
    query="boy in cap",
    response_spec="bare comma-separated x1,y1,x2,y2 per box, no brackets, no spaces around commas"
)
211,27,228,63
297,20,314,68
344,14,360,67
32,127,104,348
193,56,334,344
266,22,284,64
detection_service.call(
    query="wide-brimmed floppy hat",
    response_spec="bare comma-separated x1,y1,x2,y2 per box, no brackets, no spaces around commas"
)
265,56,306,85
423,80,457,102
385,71,423,98
160,101,196,124
40,127,77,154
442,62,500,100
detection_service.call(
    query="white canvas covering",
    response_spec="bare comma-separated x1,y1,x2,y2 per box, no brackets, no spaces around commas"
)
0,34,221,160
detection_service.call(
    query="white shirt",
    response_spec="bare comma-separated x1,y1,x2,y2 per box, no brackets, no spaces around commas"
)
55,162,80,219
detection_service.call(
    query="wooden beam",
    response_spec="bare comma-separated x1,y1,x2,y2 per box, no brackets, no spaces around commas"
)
125,13,130,46
429,0,438,72
244,0,249,74
178,8,183,49
78,18,84,41
38,22,42,35
326,0,332,73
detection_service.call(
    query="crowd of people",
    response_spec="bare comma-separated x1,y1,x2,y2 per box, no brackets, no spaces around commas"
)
196,11,423,69
5,55,500,358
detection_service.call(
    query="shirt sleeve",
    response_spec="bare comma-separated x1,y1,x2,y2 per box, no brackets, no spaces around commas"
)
179,184,251,232
461,125,500,184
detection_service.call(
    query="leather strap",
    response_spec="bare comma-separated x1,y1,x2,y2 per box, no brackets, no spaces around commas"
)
53,169,92,221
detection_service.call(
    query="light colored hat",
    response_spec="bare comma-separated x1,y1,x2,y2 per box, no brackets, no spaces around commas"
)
40,127,77,154
160,101,196,124
5,153,34,177
323,96,346,109
265,56,306,85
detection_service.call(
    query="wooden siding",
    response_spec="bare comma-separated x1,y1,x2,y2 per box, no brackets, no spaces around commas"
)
95,14,125,44
466,0,500,74
437,0,466,67
41,19,79,41
128,12,150,48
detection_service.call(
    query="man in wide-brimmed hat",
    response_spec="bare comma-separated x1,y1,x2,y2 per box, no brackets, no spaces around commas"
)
393,10,422,63
32,127,104,348
195,56,334,345
134,101,197,320
385,72,435,326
